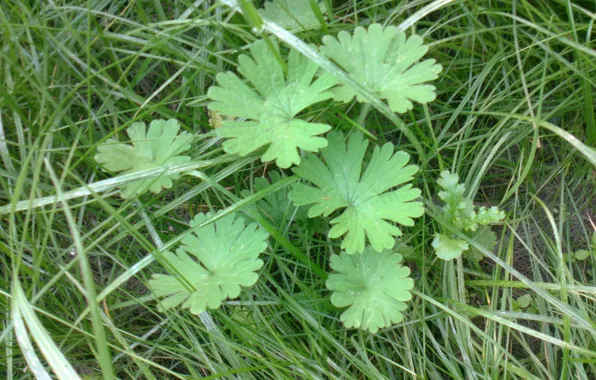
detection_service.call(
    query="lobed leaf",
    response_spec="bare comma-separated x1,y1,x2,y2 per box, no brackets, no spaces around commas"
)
208,40,336,168
466,226,498,262
149,212,269,314
240,171,307,227
94,119,192,198
290,131,423,254
433,170,505,260
326,248,414,333
320,23,442,113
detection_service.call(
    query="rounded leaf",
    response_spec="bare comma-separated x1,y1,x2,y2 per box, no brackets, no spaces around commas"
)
149,212,269,314
432,234,468,261
326,248,414,333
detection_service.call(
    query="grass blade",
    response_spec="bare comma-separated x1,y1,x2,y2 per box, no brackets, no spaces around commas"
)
12,280,79,379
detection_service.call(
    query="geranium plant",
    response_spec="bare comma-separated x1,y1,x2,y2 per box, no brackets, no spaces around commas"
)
95,24,445,333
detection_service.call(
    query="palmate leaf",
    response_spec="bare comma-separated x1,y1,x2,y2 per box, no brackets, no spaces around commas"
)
320,23,442,113
289,131,423,254
240,171,307,227
259,0,324,30
326,248,414,333
94,119,192,198
149,212,269,314
207,40,336,168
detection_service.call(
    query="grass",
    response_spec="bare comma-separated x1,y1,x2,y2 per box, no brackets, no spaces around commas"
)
1,0,595,378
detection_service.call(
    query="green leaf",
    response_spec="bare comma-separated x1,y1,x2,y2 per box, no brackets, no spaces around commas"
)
574,249,590,261
289,131,423,254
432,234,469,261
433,170,505,260
149,212,269,314
437,171,466,212
436,171,505,231
395,239,417,260
326,248,414,333
12,280,80,379
320,23,442,113
466,226,497,262
259,0,324,30
208,40,336,168
516,294,532,309
241,171,307,227
95,119,192,198
591,231,596,250
458,206,506,231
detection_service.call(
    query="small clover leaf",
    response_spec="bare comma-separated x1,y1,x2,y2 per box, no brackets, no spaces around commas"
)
432,234,469,261
289,131,424,254
259,0,324,30
149,212,269,314
208,40,336,168
320,23,442,113
326,248,414,333
94,119,192,198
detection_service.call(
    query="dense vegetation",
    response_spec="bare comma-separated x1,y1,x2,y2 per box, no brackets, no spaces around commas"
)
1,0,595,378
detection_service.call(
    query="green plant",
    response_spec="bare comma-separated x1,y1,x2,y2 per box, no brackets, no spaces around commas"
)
289,131,423,254
320,23,442,113
92,24,437,333
149,212,269,314
241,171,308,227
326,248,413,333
512,294,537,313
95,119,193,198
5,1,596,377
207,39,336,168
574,249,591,261
568,232,596,261
259,0,325,30
432,171,505,260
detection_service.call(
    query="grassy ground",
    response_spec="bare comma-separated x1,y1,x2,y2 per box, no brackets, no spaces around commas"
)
1,0,595,378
